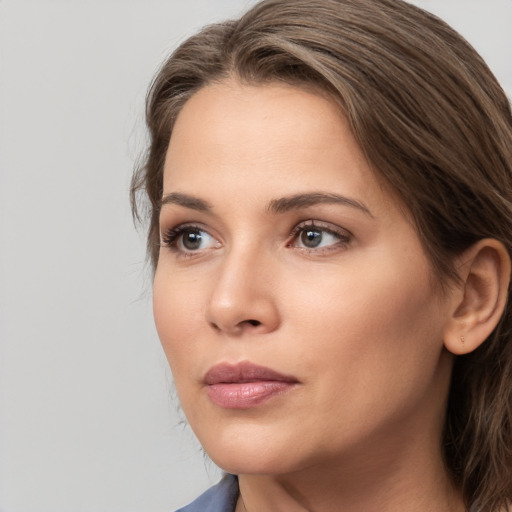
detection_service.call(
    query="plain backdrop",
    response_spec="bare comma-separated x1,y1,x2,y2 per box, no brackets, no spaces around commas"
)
0,1,511,511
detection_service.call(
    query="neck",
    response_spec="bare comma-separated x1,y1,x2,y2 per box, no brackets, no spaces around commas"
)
236,440,464,512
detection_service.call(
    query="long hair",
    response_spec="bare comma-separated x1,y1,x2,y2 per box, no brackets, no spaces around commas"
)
131,1,512,509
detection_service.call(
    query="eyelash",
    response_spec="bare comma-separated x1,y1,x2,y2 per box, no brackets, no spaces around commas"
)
288,221,351,253
160,224,213,256
159,220,351,257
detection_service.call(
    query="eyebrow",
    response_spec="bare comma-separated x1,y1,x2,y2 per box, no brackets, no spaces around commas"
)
159,191,373,217
268,192,373,217
160,192,212,212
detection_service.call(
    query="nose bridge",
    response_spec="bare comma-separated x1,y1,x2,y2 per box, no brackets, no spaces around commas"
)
205,240,279,335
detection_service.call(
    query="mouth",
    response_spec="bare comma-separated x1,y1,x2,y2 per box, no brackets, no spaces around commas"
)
203,361,299,409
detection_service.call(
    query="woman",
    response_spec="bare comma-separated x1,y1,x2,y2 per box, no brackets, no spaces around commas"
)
131,0,512,510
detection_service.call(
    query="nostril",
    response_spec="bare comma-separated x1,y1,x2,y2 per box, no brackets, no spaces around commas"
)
209,319,261,332
209,321,221,332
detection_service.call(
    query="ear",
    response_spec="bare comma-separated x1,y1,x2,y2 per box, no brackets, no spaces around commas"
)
444,239,511,355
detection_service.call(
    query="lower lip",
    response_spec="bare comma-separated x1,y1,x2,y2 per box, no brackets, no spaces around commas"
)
206,381,296,409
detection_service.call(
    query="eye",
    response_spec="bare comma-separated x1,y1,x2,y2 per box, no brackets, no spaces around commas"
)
160,225,220,254
290,221,350,251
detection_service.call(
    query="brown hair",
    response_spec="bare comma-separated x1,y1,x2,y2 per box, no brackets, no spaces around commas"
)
131,0,512,509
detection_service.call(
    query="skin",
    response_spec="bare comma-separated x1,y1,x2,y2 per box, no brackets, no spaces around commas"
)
153,80,465,511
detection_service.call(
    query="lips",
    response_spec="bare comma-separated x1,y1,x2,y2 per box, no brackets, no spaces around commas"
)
204,361,299,409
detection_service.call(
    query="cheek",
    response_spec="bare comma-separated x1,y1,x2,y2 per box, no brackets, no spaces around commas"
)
289,255,438,335
275,270,445,456
286,254,445,396
152,267,205,375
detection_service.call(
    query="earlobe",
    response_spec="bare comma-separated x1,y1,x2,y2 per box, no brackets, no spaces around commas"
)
443,239,511,356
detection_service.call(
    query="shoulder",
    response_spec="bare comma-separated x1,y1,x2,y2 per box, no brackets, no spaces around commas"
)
174,474,239,512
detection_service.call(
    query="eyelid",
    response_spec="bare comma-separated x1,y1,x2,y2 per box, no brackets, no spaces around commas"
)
159,219,351,257
160,222,221,256
288,220,352,251
290,219,351,237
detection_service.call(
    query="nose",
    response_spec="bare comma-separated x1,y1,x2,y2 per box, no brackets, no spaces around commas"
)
205,247,280,336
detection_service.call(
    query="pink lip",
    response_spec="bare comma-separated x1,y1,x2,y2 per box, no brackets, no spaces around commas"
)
204,361,299,409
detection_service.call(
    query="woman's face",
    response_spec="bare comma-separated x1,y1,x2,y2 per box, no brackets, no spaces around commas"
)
153,81,454,475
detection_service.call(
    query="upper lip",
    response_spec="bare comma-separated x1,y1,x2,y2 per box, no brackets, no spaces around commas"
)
204,361,299,385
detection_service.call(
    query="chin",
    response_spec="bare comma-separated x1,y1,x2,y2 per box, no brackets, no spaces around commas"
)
209,449,302,476
194,423,318,476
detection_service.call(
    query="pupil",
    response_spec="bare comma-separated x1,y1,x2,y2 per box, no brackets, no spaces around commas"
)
301,229,322,248
183,230,202,250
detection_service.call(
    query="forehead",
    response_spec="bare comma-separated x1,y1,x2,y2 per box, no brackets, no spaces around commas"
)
167,80,347,160
163,80,399,218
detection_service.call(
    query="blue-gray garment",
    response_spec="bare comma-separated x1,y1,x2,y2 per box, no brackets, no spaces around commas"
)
175,474,239,512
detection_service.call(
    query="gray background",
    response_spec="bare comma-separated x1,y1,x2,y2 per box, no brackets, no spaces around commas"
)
1,1,511,511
